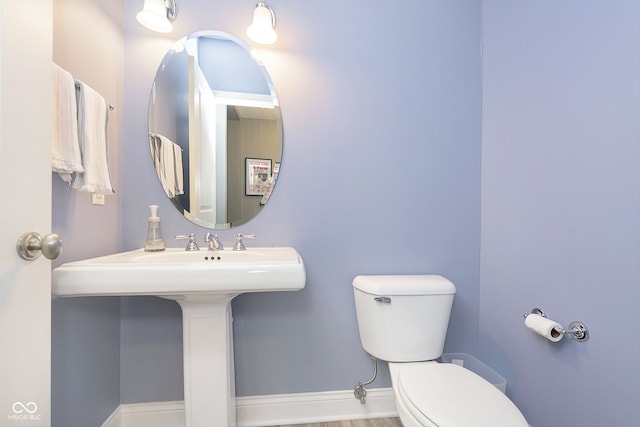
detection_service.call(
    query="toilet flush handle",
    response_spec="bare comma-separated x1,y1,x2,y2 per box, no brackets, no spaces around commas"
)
374,296,391,304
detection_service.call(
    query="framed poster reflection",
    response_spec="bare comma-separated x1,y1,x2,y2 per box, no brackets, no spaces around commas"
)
245,158,272,196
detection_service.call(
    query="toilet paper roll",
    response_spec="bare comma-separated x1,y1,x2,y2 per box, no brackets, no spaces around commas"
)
525,313,564,342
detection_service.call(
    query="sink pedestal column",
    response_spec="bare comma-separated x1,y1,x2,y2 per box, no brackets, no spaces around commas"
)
51,247,306,427
177,296,237,427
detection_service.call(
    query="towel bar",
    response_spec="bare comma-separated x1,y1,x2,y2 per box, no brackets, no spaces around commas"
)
74,81,114,111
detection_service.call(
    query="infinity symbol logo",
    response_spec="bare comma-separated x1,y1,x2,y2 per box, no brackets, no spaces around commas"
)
12,401,38,414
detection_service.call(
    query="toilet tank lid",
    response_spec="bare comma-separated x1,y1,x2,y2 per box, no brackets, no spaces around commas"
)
352,275,456,296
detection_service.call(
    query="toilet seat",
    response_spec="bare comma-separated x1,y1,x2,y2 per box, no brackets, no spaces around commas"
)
393,362,528,427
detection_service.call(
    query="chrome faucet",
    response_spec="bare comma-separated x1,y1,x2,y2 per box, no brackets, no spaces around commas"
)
233,234,255,251
204,233,223,251
175,233,199,251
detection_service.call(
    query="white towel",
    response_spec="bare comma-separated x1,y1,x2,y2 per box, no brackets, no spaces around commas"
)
149,134,162,183
173,141,184,196
72,80,115,194
149,134,171,196
160,135,176,198
52,64,83,183
153,134,184,199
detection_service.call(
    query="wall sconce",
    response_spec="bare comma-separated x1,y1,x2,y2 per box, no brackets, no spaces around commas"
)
136,0,178,33
246,1,278,45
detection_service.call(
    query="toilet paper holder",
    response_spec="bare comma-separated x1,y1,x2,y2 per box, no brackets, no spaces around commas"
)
523,308,589,342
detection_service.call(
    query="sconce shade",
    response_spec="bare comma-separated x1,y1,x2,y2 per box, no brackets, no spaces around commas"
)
137,0,173,33
247,1,278,45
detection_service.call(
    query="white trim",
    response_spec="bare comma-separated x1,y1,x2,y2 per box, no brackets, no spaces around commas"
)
101,401,185,427
100,405,121,427
101,388,397,427
236,388,397,426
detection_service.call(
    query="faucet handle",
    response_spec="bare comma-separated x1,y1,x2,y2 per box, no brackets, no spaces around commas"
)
204,233,224,251
175,233,199,251
233,234,255,251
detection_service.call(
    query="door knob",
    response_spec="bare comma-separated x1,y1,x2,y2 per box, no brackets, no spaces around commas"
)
16,232,63,260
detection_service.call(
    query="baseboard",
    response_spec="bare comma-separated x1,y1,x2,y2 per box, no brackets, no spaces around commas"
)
101,388,397,427
101,405,121,427
101,400,186,427
236,387,397,426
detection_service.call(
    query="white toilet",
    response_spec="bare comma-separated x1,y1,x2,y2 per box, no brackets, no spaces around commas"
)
353,275,529,427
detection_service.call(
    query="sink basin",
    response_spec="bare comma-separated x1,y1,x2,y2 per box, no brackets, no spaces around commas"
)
52,247,306,300
52,246,306,427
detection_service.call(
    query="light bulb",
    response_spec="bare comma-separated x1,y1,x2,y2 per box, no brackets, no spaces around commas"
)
137,0,173,33
247,3,278,45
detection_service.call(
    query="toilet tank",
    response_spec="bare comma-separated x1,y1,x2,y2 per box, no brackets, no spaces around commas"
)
353,275,456,362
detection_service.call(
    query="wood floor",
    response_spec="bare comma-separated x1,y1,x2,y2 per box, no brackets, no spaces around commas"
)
268,418,403,427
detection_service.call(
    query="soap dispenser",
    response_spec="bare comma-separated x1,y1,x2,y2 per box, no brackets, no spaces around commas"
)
145,205,165,252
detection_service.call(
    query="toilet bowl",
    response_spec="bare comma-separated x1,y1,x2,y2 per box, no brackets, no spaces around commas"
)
389,362,527,427
352,275,528,427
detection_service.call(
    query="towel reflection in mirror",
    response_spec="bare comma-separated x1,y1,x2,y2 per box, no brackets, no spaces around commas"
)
149,133,184,200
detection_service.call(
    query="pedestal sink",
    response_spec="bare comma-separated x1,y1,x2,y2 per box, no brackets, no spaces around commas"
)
52,247,306,427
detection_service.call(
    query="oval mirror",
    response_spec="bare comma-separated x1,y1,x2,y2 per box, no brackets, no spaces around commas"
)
148,31,282,229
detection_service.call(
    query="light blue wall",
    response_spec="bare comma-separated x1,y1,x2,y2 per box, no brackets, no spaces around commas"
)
480,2,640,426
49,1,640,426
51,0,124,425
121,0,482,399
